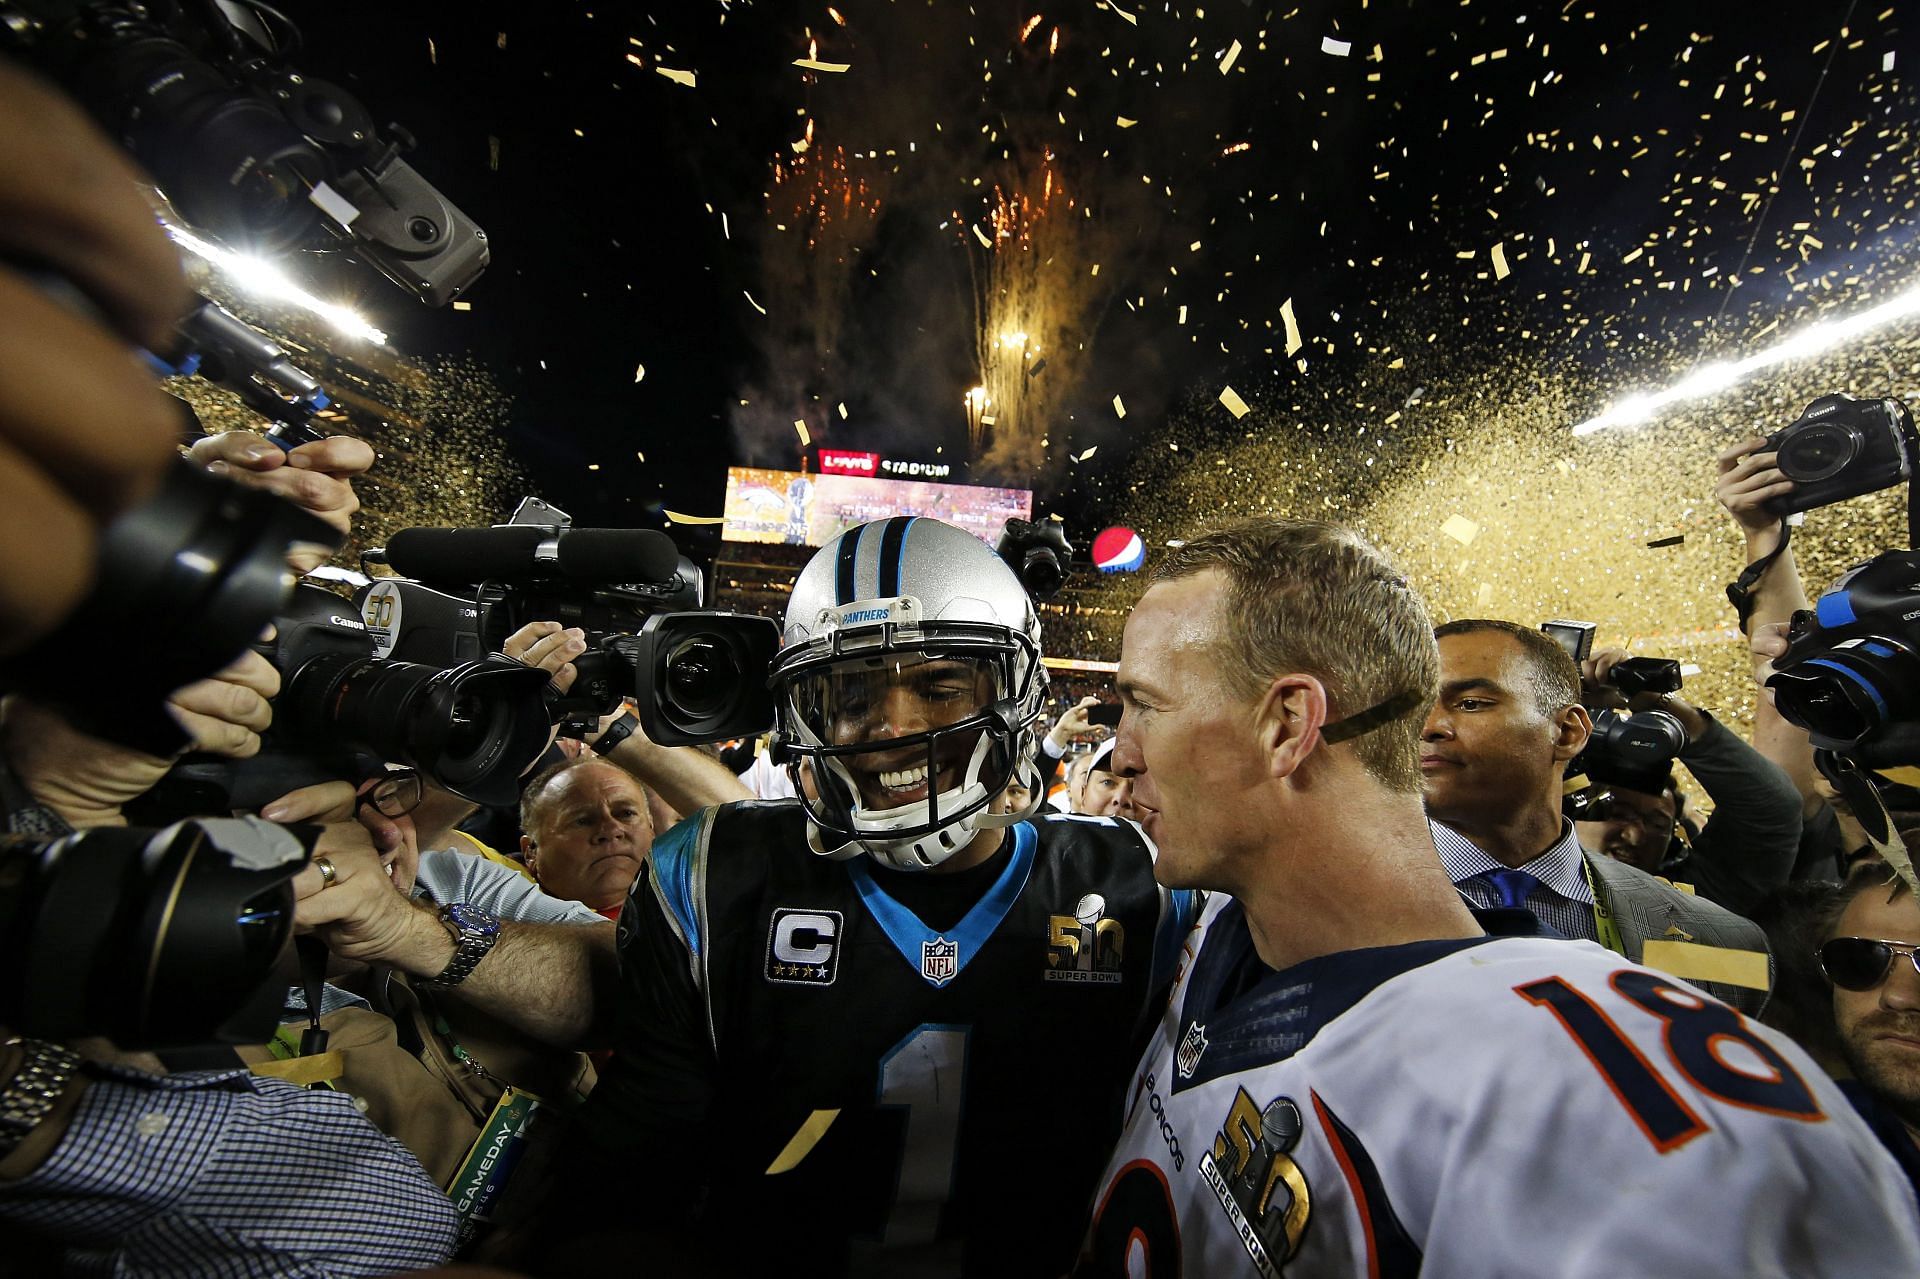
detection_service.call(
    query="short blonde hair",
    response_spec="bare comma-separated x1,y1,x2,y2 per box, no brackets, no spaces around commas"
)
1150,519,1438,792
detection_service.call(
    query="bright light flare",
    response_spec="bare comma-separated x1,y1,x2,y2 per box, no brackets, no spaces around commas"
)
1573,281,1920,436
166,224,388,344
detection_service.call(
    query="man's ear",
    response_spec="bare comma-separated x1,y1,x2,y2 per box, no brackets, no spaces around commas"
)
1552,703,1593,764
519,832,538,872
1255,675,1331,780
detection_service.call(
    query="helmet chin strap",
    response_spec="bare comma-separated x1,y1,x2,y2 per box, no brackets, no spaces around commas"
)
807,733,1009,871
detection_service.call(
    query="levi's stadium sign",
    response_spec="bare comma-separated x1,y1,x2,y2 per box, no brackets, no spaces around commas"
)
818,449,880,476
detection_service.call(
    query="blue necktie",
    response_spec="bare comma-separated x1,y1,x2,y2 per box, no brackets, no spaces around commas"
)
1477,868,1540,910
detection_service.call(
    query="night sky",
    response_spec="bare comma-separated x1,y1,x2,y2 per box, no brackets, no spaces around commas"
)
269,0,1912,545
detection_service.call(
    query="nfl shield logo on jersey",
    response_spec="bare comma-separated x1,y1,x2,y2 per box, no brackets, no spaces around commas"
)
921,936,959,986
1176,1022,1208,1079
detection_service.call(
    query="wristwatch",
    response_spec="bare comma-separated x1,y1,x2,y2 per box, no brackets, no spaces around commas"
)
0,1037,82,1159
425,903,502,987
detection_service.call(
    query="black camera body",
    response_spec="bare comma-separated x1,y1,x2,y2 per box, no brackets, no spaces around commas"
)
1568,707,1688,803
1,0,488,303
364,518,780,746
1764,394,1916,516
997,517,1074,600
141,582,555,816
1769,549,1920,760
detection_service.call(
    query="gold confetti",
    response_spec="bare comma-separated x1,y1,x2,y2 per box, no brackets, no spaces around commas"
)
633,363,646,383
744,291,767,315
1112,395,1127,419
665,510,726,525
1219,39,1242,75
794,419,812,446
1116,117,1138,128
655,66,697,88
1218,386,1251,418
1321,37,1352,57
1280,298,1303,356
1440,515,1481,546
1491,242,1510,280
792,58,852,73
451,300,472,312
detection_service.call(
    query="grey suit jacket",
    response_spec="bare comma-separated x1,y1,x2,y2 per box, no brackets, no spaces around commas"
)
1583,848,1773,1016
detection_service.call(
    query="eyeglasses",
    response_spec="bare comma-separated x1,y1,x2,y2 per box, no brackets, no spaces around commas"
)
358,768,423,820
1816,936,1920,992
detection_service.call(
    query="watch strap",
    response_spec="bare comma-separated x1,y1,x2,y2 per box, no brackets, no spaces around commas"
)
426,907,500,987
593,711,641,756
0,1038,82,1159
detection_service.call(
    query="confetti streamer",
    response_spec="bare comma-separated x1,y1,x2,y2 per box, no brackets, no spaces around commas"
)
1280,298,1302,356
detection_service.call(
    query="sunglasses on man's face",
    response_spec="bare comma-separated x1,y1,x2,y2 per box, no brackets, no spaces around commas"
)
1817,936,1920,992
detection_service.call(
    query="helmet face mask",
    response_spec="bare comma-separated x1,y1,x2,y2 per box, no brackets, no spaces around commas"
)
771,518,1049,870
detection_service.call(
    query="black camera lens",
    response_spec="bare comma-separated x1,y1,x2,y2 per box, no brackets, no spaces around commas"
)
278,652,554,806
1777,422,1861,483
86,37,326,248
665,638,737,717
0,823,299,1048
1769,645,1910,751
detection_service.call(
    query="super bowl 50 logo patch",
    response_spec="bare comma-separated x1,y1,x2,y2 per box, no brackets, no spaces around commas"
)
1045,893,1125,984
765,909,843,985
1198,1088,1311,1277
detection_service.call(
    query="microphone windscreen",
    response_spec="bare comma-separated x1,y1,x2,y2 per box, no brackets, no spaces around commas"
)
383,526,546,583
555,528,682,583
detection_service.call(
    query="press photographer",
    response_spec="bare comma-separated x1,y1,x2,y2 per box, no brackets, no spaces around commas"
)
1565,643,1804,916
1718,392,1920,880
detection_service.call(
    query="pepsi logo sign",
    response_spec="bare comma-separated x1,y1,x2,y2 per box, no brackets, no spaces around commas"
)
1092,526,1146,573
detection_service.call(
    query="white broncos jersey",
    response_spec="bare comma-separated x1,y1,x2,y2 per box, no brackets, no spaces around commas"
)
1083,896,1920,1278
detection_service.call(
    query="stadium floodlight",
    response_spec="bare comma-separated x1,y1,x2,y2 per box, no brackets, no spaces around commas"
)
1572,280,1920,436
166,224,389,345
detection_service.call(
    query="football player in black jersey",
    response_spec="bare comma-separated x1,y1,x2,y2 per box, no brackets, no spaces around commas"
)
538,516,1198,1277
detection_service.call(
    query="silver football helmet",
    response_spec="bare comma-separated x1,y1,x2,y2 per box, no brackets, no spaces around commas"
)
771,516,1049,870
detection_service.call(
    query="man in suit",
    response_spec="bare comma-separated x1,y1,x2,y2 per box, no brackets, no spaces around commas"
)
1421,619,1772,1013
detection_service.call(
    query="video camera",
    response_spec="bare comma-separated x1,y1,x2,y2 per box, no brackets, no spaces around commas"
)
997,517,1074,600
0,817,306,1047
361,500,781,747
1,0,488,304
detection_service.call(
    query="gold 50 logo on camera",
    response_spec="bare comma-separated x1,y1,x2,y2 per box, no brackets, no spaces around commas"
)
1045,893,1125,984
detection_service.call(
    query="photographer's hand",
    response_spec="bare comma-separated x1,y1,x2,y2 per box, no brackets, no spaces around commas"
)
0,648,278,827
187,432,374,573
502,620,587,695
1581,647,1708,741
1045,696,1103,754
1713,437,1794,555
0,64,192,656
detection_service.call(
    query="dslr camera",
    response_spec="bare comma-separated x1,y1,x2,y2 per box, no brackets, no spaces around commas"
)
1763,394,1916,516
1540,620,1684,698
997,517,1074,600
362,501,781,746
140,581,555,817
1768,549,1920,762
1,0,488,303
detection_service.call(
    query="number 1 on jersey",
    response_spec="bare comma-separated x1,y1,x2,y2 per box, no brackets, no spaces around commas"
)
875,1025,970,1246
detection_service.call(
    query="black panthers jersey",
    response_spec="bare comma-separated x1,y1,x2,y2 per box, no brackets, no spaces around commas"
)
581,801,1197,1277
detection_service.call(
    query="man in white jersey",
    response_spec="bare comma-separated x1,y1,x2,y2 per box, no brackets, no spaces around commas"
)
1081,517,1919,1277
